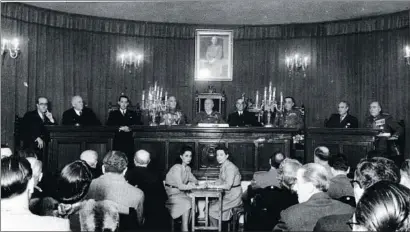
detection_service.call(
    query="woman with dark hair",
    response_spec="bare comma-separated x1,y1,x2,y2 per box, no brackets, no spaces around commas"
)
208,145,242,227
165,146,198,231
39,160,93,231
352,181,410,232
160,96,188,126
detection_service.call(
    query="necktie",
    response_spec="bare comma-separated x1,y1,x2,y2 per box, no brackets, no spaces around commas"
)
122,110,125,116
239,111,242,116
79,111,82,116
340,115,344,122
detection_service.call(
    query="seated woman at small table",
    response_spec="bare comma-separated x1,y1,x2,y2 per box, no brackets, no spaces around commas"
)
209,145,242,227
165,146,198,231
160,96,188,126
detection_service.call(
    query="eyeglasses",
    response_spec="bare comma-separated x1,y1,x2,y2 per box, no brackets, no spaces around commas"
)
350,180,362,188
346,216,360,230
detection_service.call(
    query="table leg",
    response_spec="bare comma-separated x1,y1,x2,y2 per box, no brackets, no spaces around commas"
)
219,193,222,232
205,196,209,227
192,196,196,232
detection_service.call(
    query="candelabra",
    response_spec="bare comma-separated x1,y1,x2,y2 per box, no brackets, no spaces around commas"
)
119,52,143,70
251,82,284,127
141,82,168,126
1,38,20,59
286,54,309,77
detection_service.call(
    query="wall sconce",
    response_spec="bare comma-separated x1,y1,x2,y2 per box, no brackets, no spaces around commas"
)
1,38,20,59
405,45,410,66
119,52,143,69
286,54,309,72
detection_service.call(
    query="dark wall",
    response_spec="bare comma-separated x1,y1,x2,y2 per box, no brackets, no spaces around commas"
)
1,3,409,158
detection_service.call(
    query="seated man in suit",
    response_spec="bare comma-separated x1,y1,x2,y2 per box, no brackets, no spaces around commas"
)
80,150,102,179
86,151,145,226
252,151,284,189
106,95,142,162
22,97,57,158
228,98,260,127
192,98,225,125
325,101,358,128
62,95,101,126
274,163,353,231
314,157,400,232
126,150,170,230
314,146,332,178
327,153,353,199
246,158,300,231
1,156,70,231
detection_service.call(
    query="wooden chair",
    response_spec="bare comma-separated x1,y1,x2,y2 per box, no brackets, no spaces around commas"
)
227,205,244,231
194,86,227,120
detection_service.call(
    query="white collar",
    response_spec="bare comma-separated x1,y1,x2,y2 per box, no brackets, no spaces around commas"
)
37,111,44,119
74,109,82,115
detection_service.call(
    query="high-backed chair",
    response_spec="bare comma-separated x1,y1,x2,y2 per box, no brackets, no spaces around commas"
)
194,86,226,120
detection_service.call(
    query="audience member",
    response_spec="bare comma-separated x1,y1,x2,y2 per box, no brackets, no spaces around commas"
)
251,151,285,189
274,163,353,231
314,157,400,232
313,146,332,178
86,150,144,225
1,144,13,158
79,199,120,232
1,156,70,231
165,146,198,231
247,158,300,231
17,148,38,159
125,149,170,230
327,153,354,199
80,150,102,179
400,159,410,189
352,181,410,232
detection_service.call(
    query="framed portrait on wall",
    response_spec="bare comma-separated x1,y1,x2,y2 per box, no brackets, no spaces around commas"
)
195,29,233,81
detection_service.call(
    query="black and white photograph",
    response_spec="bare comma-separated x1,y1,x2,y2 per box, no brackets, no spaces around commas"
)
1,1,410,232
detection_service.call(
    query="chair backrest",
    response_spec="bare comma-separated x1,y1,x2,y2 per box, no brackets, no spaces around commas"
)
118,208,139,231
194,87,226,120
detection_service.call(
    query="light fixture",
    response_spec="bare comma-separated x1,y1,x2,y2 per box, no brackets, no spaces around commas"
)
286,54,309,73
405,45,410,66
119,52,143,69
1,38,20,59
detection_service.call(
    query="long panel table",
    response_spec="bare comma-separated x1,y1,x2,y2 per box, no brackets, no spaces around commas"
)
305,128,380,169
44,126,298,180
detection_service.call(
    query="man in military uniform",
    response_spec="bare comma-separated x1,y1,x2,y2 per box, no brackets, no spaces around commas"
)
274,97,304,130
192,98,225,125
364,101,403,156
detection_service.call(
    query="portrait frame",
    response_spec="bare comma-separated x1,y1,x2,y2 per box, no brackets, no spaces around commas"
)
195,29,233,81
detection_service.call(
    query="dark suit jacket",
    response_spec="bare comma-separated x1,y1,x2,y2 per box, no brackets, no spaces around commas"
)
22,110,56,149
313,213,352,232
61,108,101,126
274,192,354,231
125,167,170,230
106,109,142,126
228,111,261,127
325,114,358,128
327,174,354,200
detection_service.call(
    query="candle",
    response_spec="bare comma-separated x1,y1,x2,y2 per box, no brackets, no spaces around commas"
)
165,91,168,102
264,87,267,104
142,90,145,101
272,87,276,102
159,88,163,100
154,82,157,92
255,90,259,107
280,92,283,109
268,82,272,102
406,46,410,57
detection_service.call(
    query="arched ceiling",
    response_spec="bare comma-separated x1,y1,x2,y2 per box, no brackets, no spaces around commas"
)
20,1,410,25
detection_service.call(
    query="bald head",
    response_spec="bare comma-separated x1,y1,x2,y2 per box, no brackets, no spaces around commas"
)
1,147,12,159
72,95,84,111
134,150,151,167
26,157,43,185
80,150,98,168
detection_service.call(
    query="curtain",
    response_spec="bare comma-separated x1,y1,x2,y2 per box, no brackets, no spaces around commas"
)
1,3,409,158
